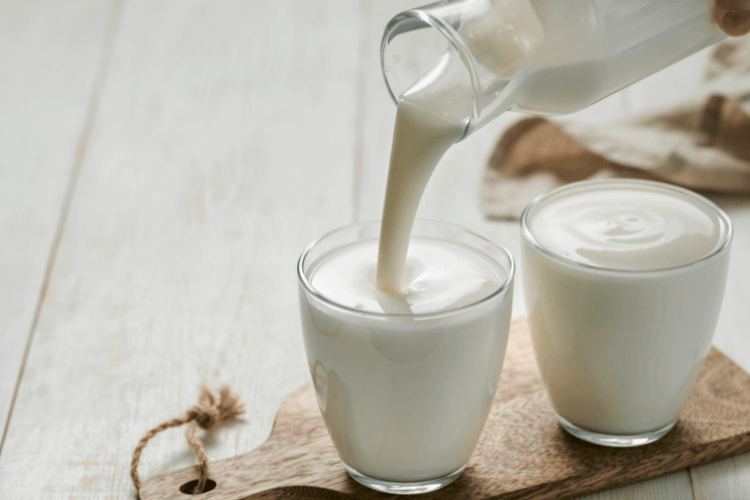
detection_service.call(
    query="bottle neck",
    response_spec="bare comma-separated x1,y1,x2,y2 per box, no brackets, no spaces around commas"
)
381,0,544,137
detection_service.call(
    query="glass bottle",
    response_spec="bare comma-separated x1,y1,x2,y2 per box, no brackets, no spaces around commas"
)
381,0,726,138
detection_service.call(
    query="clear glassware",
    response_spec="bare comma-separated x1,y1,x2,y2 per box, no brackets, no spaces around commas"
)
520,180,732,446
381,0,726,139
297,220,514,494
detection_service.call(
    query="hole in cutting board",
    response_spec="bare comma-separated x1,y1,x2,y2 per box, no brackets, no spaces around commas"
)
179,479,217,494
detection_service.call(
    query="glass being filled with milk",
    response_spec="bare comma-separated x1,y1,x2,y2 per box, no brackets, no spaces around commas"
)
298,220,514,493
521,180,732,447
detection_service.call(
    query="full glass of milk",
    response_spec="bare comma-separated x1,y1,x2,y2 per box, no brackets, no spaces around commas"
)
298,220,514,494
521,180,732,447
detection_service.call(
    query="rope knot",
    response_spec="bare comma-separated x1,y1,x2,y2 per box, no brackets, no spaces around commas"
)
190,384,245,431
188,407,218,430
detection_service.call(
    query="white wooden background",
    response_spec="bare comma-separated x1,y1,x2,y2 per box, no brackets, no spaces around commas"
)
1,1,749,499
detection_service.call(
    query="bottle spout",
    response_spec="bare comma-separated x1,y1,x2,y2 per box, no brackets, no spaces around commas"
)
381,0,544,137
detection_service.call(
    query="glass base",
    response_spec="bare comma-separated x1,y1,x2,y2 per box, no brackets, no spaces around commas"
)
557,414,677,447
345,464,466,495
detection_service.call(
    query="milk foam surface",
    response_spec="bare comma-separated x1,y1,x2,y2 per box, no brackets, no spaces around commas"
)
313,238,503,315
527,185,726,271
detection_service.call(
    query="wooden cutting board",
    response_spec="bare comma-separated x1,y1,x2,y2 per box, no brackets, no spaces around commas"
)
141,318,750,500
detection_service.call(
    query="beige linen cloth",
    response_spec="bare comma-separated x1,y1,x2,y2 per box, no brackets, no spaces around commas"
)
481,35,750,220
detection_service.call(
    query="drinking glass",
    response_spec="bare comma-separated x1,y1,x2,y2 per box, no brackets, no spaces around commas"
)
521,180,732,446
298,220,514,493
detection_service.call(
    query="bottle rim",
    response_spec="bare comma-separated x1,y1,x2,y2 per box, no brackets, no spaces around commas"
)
380,8,481,140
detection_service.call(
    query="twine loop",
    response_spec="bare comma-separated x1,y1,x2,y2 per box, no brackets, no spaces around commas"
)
131,384,246,496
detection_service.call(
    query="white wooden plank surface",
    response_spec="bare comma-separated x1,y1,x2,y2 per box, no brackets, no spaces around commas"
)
586,473,695,500
0,0,360,497
692,453,750,500
1,1,749,499
0,0,116,441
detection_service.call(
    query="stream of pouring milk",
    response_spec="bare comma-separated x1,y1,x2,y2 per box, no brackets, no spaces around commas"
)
373,0,541,294
373,0,724,293
375,52,474,294
303,50,510,481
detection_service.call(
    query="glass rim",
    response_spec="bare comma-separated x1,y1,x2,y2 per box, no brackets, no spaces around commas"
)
520,179,733,276
297,219,515,319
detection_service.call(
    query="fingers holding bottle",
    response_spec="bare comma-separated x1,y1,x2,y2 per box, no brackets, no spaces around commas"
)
715,0,750,36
